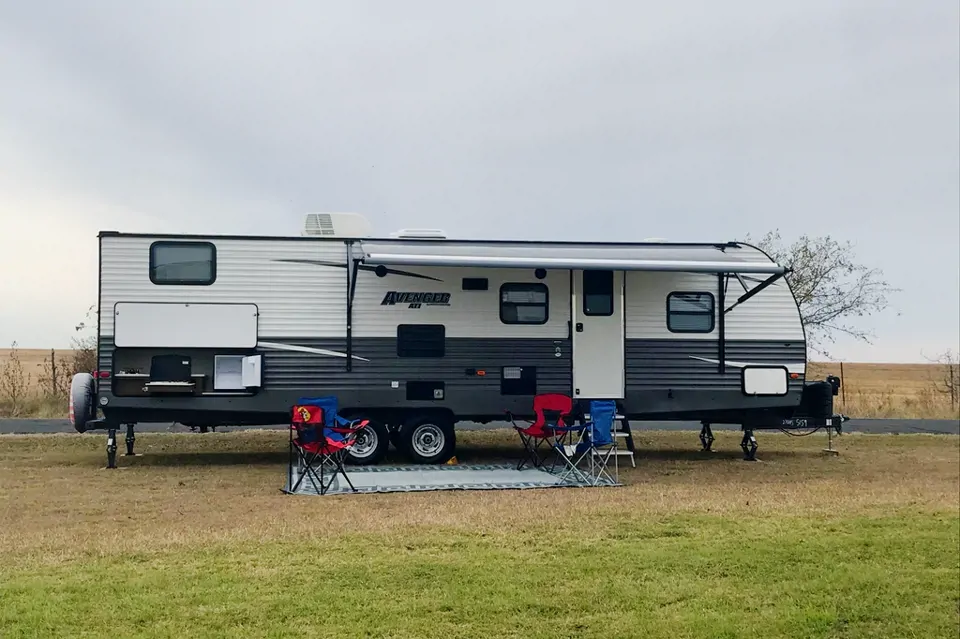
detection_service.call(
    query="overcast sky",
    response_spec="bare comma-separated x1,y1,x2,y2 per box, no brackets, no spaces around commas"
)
1,0,957,361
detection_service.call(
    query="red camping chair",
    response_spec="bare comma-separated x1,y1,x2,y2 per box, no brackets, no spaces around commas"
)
286,401,369,495
506,394,576,471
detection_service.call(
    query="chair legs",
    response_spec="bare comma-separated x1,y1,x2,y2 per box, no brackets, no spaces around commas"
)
287,445,357,495
515,431,554,470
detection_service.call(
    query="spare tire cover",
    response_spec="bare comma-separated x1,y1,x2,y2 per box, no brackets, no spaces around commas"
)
69,373,96,433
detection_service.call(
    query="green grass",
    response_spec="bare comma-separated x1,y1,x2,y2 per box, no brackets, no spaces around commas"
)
2,513,957,638
0,430,957,638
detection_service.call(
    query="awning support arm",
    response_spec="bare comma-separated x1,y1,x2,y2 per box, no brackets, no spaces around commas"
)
723,270,789,315
717,272,726,375
345,242,360,371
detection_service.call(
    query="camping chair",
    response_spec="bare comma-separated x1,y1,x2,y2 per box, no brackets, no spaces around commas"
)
553,400,619,486
506,393,575,471
285,396,369,495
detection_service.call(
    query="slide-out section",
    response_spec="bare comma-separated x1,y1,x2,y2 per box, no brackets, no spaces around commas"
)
114,302,259,349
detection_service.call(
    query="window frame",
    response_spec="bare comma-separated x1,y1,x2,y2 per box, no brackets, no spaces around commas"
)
666,291,716,333
149,241,217,286
582,270,615,317
499,283,550,325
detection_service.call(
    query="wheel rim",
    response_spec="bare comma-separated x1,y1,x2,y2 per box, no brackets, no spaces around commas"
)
412,424,444,457
349,425,378,459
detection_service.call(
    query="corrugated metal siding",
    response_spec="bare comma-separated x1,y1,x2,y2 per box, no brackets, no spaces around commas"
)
351,266,570,339
99,236,347,338
262,337,571,393
625,268,803,342
625,339,806,390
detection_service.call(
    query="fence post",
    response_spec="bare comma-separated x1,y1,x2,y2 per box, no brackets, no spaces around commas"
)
50,349,57,396
839,361,846,408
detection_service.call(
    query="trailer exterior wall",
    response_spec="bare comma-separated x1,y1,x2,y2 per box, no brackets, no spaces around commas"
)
96,233,805,426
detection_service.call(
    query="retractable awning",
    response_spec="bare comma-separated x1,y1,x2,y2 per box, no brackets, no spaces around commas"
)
359,240,786,275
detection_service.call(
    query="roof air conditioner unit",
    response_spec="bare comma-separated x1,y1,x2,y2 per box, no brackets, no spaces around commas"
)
302,212,373,238
388,228,447,239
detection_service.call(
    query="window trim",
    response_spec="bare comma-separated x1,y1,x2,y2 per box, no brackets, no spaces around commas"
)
582,270,614,317
499,283,550,325
149,241,217,286
666,291,715,333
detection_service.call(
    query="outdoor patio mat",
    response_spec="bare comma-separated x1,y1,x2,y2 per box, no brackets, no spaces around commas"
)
283,463,621,496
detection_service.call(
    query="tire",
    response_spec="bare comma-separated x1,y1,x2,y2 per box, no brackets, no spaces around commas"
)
342,418,390,465
69,373,96,433
398,415,456,464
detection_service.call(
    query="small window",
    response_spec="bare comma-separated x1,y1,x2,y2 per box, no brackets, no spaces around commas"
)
667,292,715,333
583,270,614,316
500,283,549,325
397,324,445,357
462,277,489,291
150,241,216,285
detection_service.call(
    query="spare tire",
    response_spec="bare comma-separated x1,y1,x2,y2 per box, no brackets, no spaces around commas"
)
69,373,96,433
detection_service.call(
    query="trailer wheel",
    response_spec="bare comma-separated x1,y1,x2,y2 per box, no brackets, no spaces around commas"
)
342,418,389,466
398,415,456,464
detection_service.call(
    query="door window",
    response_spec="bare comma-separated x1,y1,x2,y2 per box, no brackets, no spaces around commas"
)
583,270,614,316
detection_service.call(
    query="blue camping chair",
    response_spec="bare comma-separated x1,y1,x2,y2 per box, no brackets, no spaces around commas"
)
554,400,620,486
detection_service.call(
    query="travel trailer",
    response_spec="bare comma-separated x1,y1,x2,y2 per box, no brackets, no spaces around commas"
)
70,212,843,468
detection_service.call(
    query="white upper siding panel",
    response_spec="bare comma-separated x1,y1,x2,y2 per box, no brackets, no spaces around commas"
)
351,266,571,339
100,236,347,338
625,245,804,341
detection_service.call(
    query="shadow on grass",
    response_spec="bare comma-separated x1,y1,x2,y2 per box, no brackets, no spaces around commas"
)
115,440,819,470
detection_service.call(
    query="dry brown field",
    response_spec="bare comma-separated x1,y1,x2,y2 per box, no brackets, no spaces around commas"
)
1,348,958,419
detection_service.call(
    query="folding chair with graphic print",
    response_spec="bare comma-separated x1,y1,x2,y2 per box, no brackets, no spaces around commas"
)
284,396,369,495
553,400,620,486
506,393,575,471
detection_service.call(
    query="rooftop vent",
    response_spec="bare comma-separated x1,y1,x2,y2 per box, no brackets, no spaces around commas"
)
302,212,373,238
388,228,447,239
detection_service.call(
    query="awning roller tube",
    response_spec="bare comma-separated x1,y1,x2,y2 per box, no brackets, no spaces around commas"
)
362,252,785,275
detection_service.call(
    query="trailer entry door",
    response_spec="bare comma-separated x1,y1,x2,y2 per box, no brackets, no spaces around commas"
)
572,270,624,399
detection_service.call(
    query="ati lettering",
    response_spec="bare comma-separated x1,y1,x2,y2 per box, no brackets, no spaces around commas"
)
381,292,452,308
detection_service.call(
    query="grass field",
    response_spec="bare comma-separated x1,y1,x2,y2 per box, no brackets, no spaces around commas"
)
0,428,957,637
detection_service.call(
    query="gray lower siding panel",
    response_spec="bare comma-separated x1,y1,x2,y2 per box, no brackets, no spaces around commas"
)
623,339,806,418
97,336,807,423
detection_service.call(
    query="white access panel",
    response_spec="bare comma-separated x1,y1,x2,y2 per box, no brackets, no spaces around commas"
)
114,302,259,349
572,270,625,399
742,367,789,396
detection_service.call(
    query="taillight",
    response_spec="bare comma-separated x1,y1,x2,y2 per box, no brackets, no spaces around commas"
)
94,370,111,379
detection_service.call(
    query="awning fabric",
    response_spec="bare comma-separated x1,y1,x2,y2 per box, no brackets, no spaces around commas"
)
359,240,785,275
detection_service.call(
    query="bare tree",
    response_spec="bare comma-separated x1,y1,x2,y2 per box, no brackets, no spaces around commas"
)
0,341,32,416
70,304,99,375
742,230,898,357
924,348,959,409
38,348,71,399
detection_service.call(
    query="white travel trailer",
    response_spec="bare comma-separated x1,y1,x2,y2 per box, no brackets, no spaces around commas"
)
70,212,843,468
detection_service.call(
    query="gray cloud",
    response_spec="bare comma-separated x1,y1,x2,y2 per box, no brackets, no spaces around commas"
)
1,0,957,358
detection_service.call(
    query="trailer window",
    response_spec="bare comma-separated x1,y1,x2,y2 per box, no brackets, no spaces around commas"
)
582,270,614,316
397,324,445,357
500,283,549,324
149,241,216,285
667,292,715,333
